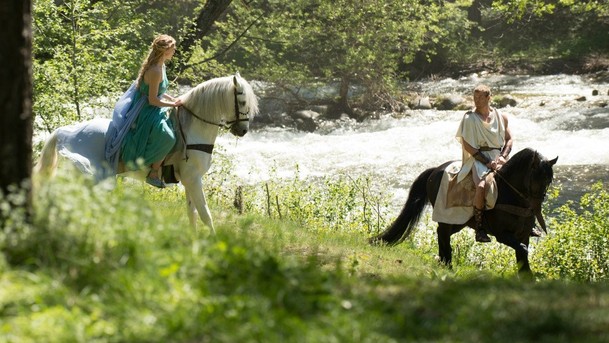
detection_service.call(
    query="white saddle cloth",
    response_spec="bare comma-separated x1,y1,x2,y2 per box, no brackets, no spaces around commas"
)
432,161,498,224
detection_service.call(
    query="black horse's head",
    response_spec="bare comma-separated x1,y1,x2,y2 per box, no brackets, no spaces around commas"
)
499,148,558,201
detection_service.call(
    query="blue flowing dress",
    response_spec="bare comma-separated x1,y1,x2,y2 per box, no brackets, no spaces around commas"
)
105,67,176,173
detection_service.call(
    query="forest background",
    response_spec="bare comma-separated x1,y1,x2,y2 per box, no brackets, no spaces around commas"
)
2,0,609,342
32,0,609,132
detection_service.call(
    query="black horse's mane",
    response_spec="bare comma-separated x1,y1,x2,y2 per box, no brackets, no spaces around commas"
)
498,147,555,188
498,147,538,176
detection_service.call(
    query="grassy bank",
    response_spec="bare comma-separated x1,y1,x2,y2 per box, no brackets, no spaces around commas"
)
2,172,609,342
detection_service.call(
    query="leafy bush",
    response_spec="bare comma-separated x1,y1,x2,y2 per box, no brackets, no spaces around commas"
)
533,182,609,281
0,175,360,342
203,150,392,235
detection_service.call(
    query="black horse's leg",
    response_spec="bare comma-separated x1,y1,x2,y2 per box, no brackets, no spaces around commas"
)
437,223,453,267
516,236,532,274
495,232,531,273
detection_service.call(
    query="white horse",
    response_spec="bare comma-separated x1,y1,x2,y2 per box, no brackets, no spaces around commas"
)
34,73,259,234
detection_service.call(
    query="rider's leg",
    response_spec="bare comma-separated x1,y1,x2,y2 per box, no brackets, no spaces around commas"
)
146,160,166,188
473,178,491,243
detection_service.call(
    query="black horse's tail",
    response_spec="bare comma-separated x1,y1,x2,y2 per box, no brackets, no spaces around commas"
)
370,167,434,245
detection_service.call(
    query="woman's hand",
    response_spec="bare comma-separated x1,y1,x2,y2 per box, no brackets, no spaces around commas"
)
173,98,182,107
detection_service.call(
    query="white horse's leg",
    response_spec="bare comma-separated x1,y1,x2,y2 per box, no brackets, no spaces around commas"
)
182,176,215,234
184,187,199,229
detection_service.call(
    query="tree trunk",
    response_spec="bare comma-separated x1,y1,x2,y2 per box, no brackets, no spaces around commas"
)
468,0,492,37
0,0,33,219
176,0,233,73
338,75,353,116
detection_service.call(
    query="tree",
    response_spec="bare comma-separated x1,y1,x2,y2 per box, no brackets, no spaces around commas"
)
33,0,151,132
32,0,237,133
0,0,33,219
176,0,234,74
201,0,470,114
492,0,609,21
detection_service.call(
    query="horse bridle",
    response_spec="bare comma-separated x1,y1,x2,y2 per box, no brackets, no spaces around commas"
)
175,86,250,159
493,154,551,233
181,87,250,129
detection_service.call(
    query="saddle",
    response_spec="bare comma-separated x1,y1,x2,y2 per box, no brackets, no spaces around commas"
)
432,161,498,224
163,107,219,184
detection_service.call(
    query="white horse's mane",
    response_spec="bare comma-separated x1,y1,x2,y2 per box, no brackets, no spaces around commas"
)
180,74,259,124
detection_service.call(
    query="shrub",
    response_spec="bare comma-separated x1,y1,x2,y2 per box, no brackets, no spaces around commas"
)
533,182,609,281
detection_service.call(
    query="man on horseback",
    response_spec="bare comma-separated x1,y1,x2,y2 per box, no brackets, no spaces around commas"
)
455,84,512,243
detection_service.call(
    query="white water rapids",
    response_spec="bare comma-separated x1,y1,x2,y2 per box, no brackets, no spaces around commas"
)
218,73,609,210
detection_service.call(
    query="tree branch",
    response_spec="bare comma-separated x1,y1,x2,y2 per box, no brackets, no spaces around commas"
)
176,0,233,74
181,12,263,72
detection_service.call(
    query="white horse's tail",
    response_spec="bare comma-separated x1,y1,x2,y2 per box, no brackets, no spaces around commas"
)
34,130,59,178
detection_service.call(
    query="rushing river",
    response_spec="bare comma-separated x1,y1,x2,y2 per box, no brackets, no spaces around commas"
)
217,73,609,211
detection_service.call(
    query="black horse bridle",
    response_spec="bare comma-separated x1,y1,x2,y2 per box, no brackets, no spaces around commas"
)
175,86,250,158
493,152,551,233
181,87,250,130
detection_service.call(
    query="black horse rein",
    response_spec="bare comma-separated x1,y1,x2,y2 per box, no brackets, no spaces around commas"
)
175,87,249,159
493,169,549,233
180,87,249,129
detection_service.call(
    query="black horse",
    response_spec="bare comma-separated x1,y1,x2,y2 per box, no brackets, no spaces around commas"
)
371,148,558,273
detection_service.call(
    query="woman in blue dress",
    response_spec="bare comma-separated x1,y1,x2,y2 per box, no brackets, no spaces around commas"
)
105,34,181,188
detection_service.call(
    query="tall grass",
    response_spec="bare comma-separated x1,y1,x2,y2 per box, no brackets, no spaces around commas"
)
2,160,609,341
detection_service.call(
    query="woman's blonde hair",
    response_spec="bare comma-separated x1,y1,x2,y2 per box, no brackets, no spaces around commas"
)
136,34,176,88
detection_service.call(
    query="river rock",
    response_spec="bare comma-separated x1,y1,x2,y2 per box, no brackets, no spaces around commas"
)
309,105,329,116
293,109,320,121
495,94,518,108
295,118,317,132
412,96,432,109
257,97,287,117
292,110,319,132
435,94,465,110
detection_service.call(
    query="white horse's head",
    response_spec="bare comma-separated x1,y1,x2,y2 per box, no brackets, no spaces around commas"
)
180,72,259,137
230,72,258,137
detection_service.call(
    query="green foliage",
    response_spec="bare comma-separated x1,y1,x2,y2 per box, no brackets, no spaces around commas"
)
202,150,392,235
33,0,144,132
460,0,609,71
410,213,518,276
4,174,609,341
32,0,196,133
0,175,359,342
533,182,609,281
492,0,609,21
197,0,466,109
32,0,609,132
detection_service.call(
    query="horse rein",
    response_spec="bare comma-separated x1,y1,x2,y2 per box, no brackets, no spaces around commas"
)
175,86,250,160
180,87,250,129
493,167,549,234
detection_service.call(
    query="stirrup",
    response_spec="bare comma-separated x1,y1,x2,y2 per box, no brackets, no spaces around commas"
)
146,176,166,189
475,229,491,243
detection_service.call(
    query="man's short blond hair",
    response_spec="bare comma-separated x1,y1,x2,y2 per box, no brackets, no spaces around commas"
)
474,84,491,97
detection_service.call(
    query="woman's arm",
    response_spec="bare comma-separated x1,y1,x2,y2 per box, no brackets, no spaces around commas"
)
144,67,181,108
162,93,176,102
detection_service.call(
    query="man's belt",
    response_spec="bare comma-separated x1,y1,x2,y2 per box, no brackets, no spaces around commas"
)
479,146,501,151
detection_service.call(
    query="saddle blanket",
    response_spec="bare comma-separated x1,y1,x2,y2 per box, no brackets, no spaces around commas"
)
53,110,190,184
432,161,498,225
